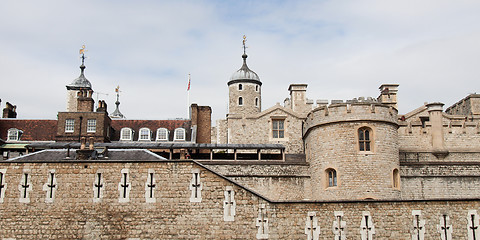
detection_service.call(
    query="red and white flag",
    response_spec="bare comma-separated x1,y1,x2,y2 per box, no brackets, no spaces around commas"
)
187,73,191,91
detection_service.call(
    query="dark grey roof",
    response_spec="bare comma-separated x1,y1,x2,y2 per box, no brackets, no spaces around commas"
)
6,149,165,162
228,54,261,86
26,142,285,150
66,64,92,90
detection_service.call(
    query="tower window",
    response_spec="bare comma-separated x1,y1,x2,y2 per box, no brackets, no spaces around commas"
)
238,84,243,90
238,97,243,106
65,119,75,133
358,127,372,151
255,97,259,107
87,119,96,133
255,85,259,92
393,168,400,189
272,119,284,138
326,168,337,187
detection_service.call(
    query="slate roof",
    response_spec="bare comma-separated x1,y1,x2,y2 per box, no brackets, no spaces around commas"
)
6,149,165,162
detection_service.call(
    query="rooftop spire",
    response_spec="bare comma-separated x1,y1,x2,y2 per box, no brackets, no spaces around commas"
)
66,45,92,90
110,85,125,119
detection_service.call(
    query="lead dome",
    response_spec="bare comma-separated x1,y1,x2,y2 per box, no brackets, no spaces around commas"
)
228,54,261,85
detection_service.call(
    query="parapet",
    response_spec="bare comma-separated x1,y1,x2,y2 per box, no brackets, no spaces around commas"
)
304,102,398,135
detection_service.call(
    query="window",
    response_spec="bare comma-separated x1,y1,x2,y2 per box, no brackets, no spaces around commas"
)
238,97,243,106
272,120,284,138
255,85,259,92
238,84,243,90
393,168,400,189
326,168,337,187
65,119,75,133
174,128,186,141
156,128,168,141
255,97,259,107
139,128,151,141
358,127,372,151
7,128,22,141
87,119,96,133
120,128,133,141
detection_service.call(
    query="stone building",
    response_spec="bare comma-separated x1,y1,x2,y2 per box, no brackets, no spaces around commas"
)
0,45,480,239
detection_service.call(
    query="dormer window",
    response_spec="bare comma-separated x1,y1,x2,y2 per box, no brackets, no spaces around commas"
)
139,128,151,141
7,128,22,141
174,128,186,141
156,128,168,141
120,127,133,141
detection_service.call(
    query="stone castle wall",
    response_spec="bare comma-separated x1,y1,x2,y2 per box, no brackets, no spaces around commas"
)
204,163,310,200
1,159,480,239
226,108,305,154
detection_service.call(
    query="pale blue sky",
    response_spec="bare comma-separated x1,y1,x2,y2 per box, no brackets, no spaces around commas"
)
1,0,479,122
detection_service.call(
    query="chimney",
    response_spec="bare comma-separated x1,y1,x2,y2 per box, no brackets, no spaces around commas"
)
3,102,17,118
96,100,108,113
377,84,399,110
76,89,95,112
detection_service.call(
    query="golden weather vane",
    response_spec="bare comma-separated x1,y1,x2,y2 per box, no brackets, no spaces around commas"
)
79,45,88,64
242,35,247,54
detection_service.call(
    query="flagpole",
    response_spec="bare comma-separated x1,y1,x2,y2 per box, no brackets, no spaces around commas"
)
187,73,191,119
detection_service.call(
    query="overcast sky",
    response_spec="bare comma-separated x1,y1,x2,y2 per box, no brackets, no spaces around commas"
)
1,1,479,123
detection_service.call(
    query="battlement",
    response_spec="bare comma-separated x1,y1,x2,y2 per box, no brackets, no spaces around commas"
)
304,101,398,135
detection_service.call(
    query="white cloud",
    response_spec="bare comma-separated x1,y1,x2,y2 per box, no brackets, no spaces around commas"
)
0,0,479,122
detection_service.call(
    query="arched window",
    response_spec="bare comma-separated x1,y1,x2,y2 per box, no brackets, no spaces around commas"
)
358,127,372,151
255,97,259,107
255,85,259,92
238,84,243,90
120,127,133,141
392,168,400,189
138,128,151,141
7,128,22,141
156,128,168,141
326,168,337,187
174,128,186,141
238,97,243,106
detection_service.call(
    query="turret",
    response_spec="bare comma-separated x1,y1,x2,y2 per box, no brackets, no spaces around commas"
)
66,46,93,112
227,36,262,116
303,101,400,200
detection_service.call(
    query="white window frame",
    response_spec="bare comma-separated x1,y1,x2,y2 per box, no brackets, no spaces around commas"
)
174,128,186,141
272,119,285,138
156,128,168,141
87,119,97,133
138,128,151,141
120,127,133,141
65,119,75,133
7,128,22,141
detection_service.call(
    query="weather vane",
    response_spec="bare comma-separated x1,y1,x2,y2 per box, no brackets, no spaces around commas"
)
79,45,87,64
242,35,248,54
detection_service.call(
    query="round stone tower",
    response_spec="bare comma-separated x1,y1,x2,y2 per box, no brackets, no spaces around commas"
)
303,100,400,200
227,40,262,116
